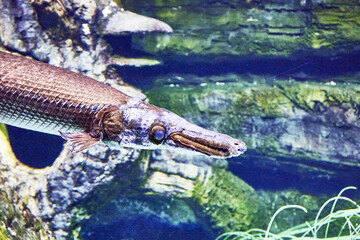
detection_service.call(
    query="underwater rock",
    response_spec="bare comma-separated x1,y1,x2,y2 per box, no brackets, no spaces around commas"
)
103,10,173,34
110,56,162,67
67,149,264,239
42,145,144,238
1,0,106,78
146,149,227,197
193,167,264,232
146,75,360,180
0,0,172,80
148,150,265,231
123,0,360,60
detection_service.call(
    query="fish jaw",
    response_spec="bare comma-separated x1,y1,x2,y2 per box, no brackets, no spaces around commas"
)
165,120,247,158
168,131,246,158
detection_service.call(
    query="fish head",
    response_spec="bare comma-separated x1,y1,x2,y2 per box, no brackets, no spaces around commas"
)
110,99,247,158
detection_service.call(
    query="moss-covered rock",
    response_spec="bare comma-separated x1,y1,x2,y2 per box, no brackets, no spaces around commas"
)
310,3,360,50
123,0,360,60
147,75,360,121
146,76,360,175
193,168,264,232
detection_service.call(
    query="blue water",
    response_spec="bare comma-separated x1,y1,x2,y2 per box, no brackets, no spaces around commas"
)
7,125,62,168
115,54,360,90
229,155,360,197
82,216,212,240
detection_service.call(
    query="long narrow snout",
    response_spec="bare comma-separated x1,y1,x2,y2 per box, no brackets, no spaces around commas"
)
169,129,247,158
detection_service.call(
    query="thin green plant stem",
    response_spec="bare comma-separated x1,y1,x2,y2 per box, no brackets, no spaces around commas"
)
324,186,357,238
314,195,359,238
217,187,360,240
345,216,360,239
265,205,307,239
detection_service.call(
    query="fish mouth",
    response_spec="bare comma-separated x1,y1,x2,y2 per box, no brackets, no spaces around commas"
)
169,132,244,158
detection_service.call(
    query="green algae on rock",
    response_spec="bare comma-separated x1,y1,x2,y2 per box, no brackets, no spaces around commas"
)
123,0,360,60
146,76,360,176
193,168,264,232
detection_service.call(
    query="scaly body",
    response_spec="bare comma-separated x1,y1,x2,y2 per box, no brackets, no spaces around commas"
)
0,51,246,158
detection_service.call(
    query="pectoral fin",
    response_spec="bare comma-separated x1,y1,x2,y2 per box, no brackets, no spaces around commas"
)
60,131,100,152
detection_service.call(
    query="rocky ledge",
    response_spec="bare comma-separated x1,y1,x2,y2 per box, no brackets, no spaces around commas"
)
146,74,360,182
124,0,360,61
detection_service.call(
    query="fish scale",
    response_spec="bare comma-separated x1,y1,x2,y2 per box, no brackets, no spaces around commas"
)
0,51,130,136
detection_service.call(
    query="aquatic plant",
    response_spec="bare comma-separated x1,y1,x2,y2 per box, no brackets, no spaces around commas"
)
216,186,360,240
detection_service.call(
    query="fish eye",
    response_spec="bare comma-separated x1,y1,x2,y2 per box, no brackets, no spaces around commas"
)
149,125,166,144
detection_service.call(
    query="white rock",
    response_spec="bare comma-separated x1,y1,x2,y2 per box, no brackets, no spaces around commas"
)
104,10,173,34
